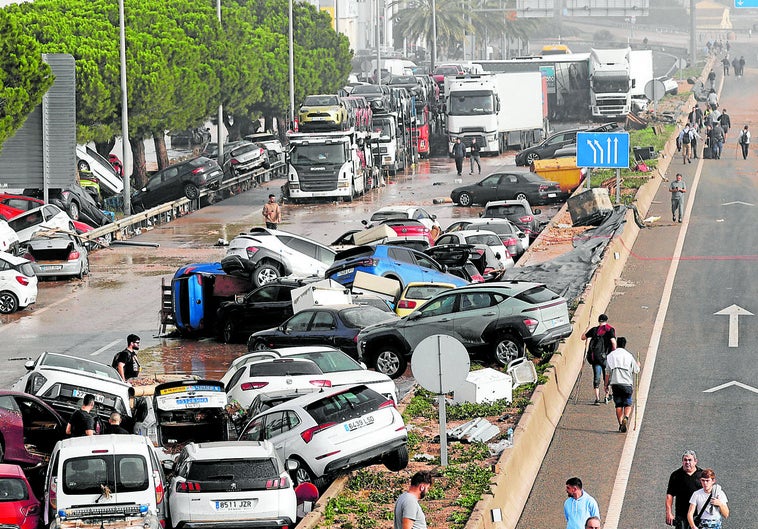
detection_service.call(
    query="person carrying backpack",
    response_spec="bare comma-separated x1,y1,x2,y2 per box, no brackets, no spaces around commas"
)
581,314,617,405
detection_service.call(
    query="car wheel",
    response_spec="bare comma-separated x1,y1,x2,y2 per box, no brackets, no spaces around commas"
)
294,461,330,490
0,291,19,314
68,201,80,220
184,183,200,200
251,339,269,351
252,262,280,287
77,159,90,172
383,445,409,471
222,321,236,343
78,258,90,279
515,193,528,201
458,192,473,207
374,346,407,379
526,152,540,165
493,332,524,366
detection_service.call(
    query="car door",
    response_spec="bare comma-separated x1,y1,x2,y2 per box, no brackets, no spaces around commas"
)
141,172,165,207
238,285,293,336
386,247,423,284
434,234,459,247
14,395,66,463
0,395,27,464
275,310,316,347
305,311,339,348
453,291,503,348
395,291,461,349
241,410,302,464
278,236,326,277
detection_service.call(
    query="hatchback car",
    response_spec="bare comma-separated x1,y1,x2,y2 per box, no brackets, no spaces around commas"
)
0,463,41,529
325,245,468,290
481,199,543,240
22,231,90,279
76,145,124,196
464,218,530,256
225,228,336,287
7,205,75,243
0,194,94,235
0,252,37,314
450,172,562,206
434,230,514,270
167,441,296,529
238,385,408,490
132,156,222,210
219,141,269,181
248,304,397,358
23,186,113,228
369,206,437,230
357,281,573,378
298,95,349,132
514,122,620,166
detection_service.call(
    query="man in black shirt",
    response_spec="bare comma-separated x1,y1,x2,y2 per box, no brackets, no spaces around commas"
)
469,138,481,175
66,394,96,437
112,334,141,382
666,450,703,529
103,412,129,434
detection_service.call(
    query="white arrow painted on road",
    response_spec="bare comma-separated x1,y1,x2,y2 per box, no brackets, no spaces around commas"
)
703,381,758,394
722,201,754,206
713,304,753,347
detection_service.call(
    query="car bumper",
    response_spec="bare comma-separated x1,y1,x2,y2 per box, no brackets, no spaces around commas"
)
175,518,294,529
323,435,407,475
31,261,83,277
525,323,573,350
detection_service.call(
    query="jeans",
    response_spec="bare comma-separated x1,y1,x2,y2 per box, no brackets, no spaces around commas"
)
454,157,464,175
741,142,750,159
672,197,683,221
470,154,481,173
712,140,723,158
592,363,604,388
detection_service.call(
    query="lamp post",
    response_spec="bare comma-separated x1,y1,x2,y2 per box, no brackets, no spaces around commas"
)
118,0,131,215
431,0,437,72
217,0,224,161
289,0,295,126
376,0,381,85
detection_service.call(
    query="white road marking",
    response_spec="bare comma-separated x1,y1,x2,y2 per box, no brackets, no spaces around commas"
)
603,158,704,528
713,304,753,347
90,339,122,356
704,381,758,394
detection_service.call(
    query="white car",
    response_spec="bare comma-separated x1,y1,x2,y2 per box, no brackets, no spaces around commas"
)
225,228,336,287
238,384,408,489
221,346,398,404
6,204,75,242
0,252,37,314
434,229,514,269
369,206,437,230
0,219,20,255
224,358,333,410
13,352,134,426
465,217,530,255
167,441,296,529
76,144,124,195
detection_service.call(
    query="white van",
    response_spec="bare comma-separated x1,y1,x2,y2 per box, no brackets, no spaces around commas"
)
44,435,166,529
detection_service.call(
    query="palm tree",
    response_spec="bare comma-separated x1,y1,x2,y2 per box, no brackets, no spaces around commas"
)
390,0,470,66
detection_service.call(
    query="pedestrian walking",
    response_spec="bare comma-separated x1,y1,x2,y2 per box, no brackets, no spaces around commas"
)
394,471,433,529
112,334,141,382
731,57,739,77
717,109,731,139
666,450,703,529
707,69,716,90
66,394,97,437
688,106,703,131
706,90,718,111
451,137,466,176
469,138,481,174
721,57,730,76
604,337,640,433
103,412,130,434
584,518,601,529
738,55,745,76
738,125,750,159
564,477,600,529
581,314,616,405
670,173,687,223
679,124,694,164
710,123,725,159
262,194,282,229
687,469,729,529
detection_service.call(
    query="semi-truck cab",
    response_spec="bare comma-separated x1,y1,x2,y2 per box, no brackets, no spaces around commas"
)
589,47,632,119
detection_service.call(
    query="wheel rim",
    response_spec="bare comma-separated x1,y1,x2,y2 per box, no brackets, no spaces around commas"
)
223,322,235,343
376,350,401,377
256,267,278,285
459,193,471,206
495,339,520,365
70,203,79,220
527,153,539,164
185,185,199,199
516,193,527,201
0,292,18,314
253,340,268,351
295,465,314,486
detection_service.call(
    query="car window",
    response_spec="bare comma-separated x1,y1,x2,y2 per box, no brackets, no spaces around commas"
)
340,306,395,327
0,395,19,412
515,285,560,303
248,360,320,377
414,253,440,270
164,167,179,180
282,237,318,260
305,386,384,424
147,174,161,189
63,455,148,494
187,458,279,490
285,311,313,332
505,175,518,184
0,478,29,501
435,235,455,246
310,312,335,331
459,292,498,311
317,246,336,266
466,234,500,246
418,293,456,317
404,284,454,300
41,354,121,380
292,351,361,373
263,411,288,438
226,367,246,390
480,175,501,186
277,287,295,302
240,417,264,441
413,209,430,220
388,247,415,264
249,285,278,302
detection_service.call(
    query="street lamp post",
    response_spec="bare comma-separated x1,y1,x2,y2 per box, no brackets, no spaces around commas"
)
431,0,437,72
118,0,131,215
217,0,224,161
289,0,295,126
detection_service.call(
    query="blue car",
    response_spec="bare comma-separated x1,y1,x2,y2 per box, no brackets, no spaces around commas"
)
324,245,469,289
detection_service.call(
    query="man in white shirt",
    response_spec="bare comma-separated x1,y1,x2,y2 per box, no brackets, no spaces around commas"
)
605,336,640,433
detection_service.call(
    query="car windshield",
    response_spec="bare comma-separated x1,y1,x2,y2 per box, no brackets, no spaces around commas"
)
465,234,501,246
41,354,121,380
305,386,384,424
290,144,346,165
469,222,515,236
303,95,339,106
371,211,407,222
448,92,495,116
230,144,259,156
434,66,459,75
372,117,394,138
389,76,416,85
352,85,382,95
485,205,527,217
248,360,321,377
340,306,396,327
292,350,362,373
0,478,29,501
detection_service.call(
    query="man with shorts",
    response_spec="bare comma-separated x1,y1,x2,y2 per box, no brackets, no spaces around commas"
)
605,337,640,433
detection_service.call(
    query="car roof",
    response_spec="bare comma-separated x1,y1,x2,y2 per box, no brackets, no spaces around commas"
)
0,464,27,478
452,229,502,239
484,199,531,207
0,252,32,266
56,433,152,453
454,280,548,294
184,441,275,460
36,352,128,384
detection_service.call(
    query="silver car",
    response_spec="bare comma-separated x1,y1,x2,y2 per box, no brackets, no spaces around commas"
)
22,230,89,279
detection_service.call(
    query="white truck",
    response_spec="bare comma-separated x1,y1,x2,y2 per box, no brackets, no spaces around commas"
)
589,47,633,119
629,49,654,113
445,72,545,155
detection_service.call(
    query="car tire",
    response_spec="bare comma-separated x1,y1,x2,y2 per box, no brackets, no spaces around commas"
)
222,321,236,344
184,183,200,200
515,193,528,201
374,346,407,379
0,291,19,314
294,460,330,490
78,258,90,279
77,159,90,172
383,445,409,472
526,152,540,165
493,332,524,366
252,262,281,287
251,339,269,351
458,192,473,207
68,201,80,221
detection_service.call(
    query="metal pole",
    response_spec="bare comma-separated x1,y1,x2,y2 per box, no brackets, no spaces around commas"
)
690,0,697,66
217,0,224,161
376,0,381,85
119,0,131,216
437,336,448,466
289,0,295,125
615,167,620,203
335,0,339,35
431,0,437,71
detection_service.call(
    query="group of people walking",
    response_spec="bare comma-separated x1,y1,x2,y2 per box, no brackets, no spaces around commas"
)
450,137,481,176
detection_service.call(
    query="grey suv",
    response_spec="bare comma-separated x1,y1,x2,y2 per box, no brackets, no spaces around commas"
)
357,281,573,378
132,156,221,210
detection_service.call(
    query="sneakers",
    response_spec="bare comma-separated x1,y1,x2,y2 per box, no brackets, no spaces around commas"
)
604,395,611,404
620,416,628,433
678,219,682,223
593,398,601,406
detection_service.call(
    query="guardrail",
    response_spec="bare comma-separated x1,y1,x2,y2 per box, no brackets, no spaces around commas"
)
86,165,269,244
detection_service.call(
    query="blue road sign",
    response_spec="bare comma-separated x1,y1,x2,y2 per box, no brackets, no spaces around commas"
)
735,0,758,8
576,132,630,168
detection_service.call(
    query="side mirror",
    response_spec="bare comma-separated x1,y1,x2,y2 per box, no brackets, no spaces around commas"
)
533,208,542,215
285,459,299,472
24,360,35,371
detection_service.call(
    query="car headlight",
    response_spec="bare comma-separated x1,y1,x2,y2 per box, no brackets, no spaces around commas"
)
28,373,48,394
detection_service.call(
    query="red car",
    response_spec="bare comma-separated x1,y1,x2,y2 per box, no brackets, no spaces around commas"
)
0,464,41,529
0,390,67,468
0,193,94,234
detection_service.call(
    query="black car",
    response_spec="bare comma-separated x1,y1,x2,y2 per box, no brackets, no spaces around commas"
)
248,304,397,358
215,279,307,343
23,185,112,228
450,171,562,207
132,156,222,210
514,122,620,166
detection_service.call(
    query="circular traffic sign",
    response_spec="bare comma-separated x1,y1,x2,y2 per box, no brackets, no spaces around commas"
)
411,334,470,394
644,79,667,103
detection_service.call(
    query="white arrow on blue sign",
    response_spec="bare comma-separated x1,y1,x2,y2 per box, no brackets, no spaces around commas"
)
735,0,758,8
576,131,630,169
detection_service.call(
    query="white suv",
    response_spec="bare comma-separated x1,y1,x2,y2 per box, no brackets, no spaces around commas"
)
167,441,296,529
239,384,408,490
225,228,336,287
0,252,37,314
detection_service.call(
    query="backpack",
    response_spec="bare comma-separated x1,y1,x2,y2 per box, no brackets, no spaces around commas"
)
681,131,691,145
586,326,610,365
739,132,746,145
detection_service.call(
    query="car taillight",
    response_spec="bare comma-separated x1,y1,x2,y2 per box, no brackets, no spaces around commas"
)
175,482,201,493
265,476,291,490
523,318,539,333
241,381,269,390
470,273,485,283
20,504,40,516
230,158,240,165
378,399,396,409
300,422,337,443
309,379,332,388
519,215,533,223
246,246,260,258
538,184,548,192
68,251,80,261
358,258,379,267
474,248,485,255
155,473,164,504
192,166,205,174
15,275,30,286
502,237,518,247
397,300,416,309
50,478,57,510
22,253,35,262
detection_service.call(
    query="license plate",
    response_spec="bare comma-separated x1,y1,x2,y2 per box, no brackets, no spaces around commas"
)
345,415,374,431
311,117,325,121
214,499,254,511
176,397,209,406
73,389,104,403
548,193,556,198
549,316,566,327
209,170,221,177
336,267,354,277
40,265,64,271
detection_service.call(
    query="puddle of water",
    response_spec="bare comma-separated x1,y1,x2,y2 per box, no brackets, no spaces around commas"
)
143,339,246,380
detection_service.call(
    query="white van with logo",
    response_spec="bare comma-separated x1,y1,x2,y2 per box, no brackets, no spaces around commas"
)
44,435,166,529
